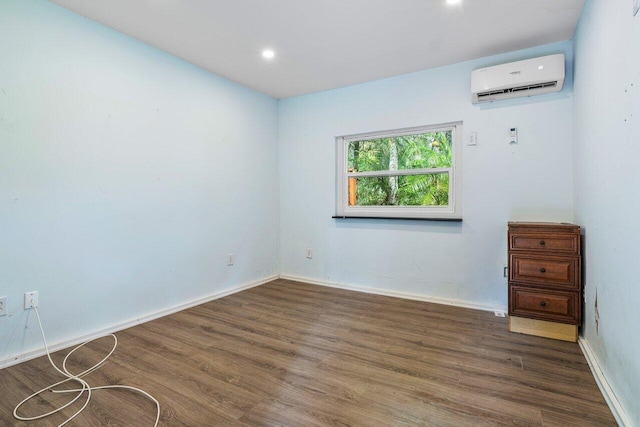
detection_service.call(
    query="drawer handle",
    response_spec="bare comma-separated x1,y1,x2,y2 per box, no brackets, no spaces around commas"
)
540,301,547,307
539,240,546,246
539,268,546,273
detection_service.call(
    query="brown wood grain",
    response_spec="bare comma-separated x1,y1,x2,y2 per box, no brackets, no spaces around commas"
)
0,279,615,426
508,222,583,330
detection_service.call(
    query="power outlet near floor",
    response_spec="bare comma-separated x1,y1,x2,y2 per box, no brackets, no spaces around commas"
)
0,296,7,316
24,291,38,309
594,288,600,335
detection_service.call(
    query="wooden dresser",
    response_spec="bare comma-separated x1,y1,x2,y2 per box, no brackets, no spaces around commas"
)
507,222,582,342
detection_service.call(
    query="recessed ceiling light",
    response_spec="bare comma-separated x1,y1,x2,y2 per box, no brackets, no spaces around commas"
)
446,0,461,4
262,49,275,59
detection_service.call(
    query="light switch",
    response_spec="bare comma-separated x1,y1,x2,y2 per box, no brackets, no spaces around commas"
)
509,127,518,144
468,132,477,146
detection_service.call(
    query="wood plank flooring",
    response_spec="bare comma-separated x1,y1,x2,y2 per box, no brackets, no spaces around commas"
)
0,279,616,426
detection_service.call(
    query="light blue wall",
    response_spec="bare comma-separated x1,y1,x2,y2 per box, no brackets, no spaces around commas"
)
9,5,636,422
278,42,574,309
573,0,640,424
0,0,279,361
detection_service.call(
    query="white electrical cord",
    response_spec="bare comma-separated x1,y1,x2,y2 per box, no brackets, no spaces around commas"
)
13,303,160,427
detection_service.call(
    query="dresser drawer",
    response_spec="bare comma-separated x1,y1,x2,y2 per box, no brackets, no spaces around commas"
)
509,254,580,290
509,232,579,254
509,286,580,324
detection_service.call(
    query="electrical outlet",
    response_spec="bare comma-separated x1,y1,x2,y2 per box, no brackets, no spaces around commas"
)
227,253,234,266
24,291,38,309
594,288,599,335
0,296,7,316
306,248,312,259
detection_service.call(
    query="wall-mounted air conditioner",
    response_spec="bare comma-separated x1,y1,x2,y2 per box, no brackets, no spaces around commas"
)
471,54,565,104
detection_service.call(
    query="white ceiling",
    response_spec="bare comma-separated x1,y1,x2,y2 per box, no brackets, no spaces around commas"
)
49,0,585,99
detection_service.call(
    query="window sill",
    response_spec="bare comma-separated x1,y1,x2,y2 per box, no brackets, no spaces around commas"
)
332,216,462,222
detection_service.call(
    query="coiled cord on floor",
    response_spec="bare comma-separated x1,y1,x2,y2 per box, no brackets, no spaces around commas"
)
13,305,160,427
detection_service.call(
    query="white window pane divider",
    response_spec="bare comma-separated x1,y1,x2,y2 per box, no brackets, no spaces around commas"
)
346,167,452,178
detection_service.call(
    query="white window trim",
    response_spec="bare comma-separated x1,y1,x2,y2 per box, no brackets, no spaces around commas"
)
335,122,462,220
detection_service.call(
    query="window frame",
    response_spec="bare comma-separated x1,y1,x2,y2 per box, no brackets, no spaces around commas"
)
335,122,463,220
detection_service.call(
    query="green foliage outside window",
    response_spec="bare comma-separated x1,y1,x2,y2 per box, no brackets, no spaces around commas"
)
347,131,452,206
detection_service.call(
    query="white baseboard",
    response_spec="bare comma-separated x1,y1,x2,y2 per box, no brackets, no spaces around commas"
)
579,337,632,427
279,273,507,314
0,275,278,370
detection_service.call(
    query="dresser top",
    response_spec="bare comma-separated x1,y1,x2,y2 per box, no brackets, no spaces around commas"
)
508,222,580,232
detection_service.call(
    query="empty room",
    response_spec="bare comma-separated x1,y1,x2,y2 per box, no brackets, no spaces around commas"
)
1,0,638,425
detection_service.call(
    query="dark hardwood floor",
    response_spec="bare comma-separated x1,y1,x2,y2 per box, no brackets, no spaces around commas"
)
0,279,616,426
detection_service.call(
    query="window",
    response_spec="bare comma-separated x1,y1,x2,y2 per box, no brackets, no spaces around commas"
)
335,122,462,219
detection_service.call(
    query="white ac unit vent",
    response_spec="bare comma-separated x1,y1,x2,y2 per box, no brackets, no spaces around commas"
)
471,54,565,104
